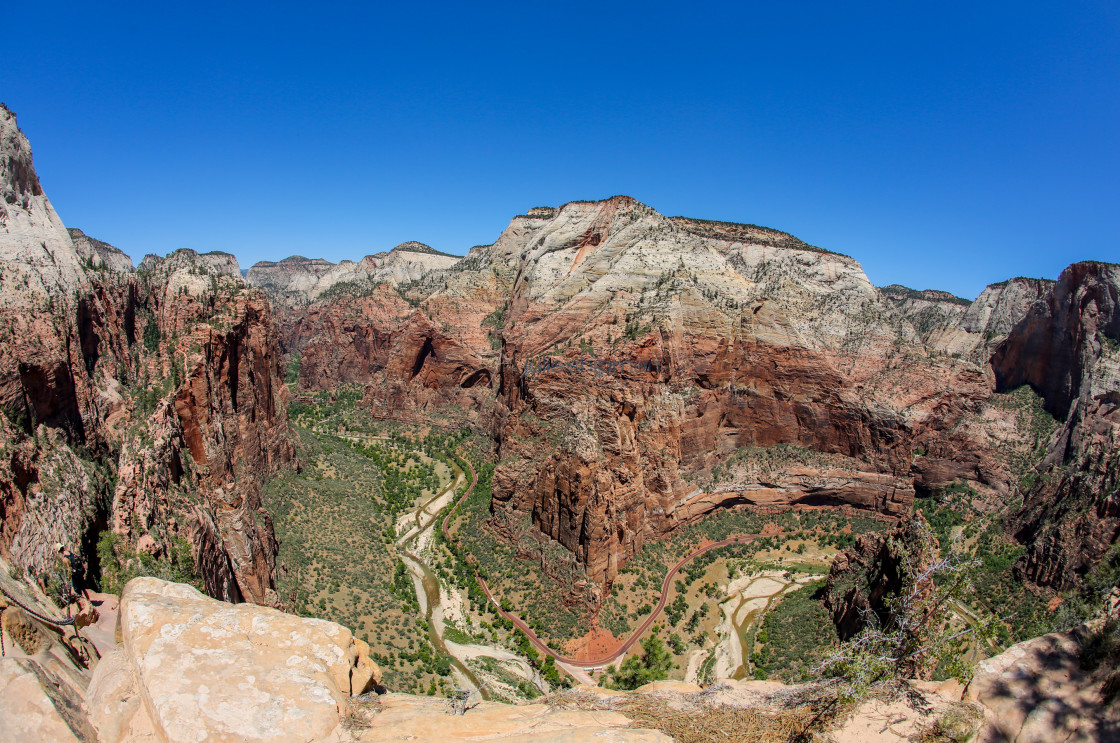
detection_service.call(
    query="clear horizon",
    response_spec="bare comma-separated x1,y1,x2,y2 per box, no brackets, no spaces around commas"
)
5,1,1117,300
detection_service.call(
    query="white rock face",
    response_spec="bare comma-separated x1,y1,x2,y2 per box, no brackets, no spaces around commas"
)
880,285,971,345
0,105,88,307
68,228,134,273
138,248,246,298
432,195,909,356
87,577,380,743
928,277,1055,358
247,243,460,307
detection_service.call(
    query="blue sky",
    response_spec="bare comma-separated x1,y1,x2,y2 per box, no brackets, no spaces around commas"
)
4,1,1117,299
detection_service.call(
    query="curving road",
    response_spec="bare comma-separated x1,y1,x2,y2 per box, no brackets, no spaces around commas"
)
441,454,760,668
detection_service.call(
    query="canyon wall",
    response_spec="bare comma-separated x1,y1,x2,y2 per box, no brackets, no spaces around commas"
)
0,105,292,604
993,262,1120,590
258,196,1083,593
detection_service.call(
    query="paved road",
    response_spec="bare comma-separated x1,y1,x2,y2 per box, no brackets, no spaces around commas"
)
442,455,759,668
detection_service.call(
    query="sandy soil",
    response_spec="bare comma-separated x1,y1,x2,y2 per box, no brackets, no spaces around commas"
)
709,570,827,680
81,591,119,659
564,626,620,664
683,648,708,685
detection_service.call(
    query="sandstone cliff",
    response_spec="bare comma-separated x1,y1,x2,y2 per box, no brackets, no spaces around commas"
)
68,229,134,274
247,242,461,311
276,195,1072,596
991,262,1120,590
0,106,292,604
880,284,971,346
926,277,1055,361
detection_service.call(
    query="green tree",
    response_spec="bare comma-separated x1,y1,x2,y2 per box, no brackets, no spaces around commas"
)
606,635,673,690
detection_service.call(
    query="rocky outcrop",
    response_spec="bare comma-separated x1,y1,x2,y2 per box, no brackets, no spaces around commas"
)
108,266,294,603
967,625,1120,743
926,277,1055,360
88,577,380,743
880,284,971,345
0,105,88,304
68,228,133,273
992,262,1118,417
821,515,935,642
0,106,293,605
137,249,242,279
0,575,670,743
991,262,1120,590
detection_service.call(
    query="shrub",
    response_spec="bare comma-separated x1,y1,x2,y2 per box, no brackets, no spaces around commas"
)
603,635,672,690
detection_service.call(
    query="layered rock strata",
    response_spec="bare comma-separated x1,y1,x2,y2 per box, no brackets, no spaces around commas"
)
247,243,460,311
266,195,1098,594
0,105,292,603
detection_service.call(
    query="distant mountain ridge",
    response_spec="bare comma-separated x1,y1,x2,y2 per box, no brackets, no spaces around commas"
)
246,241,461,308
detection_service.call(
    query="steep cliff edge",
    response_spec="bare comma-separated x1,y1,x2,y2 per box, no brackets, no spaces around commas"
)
5,572,1115,742
991,262,1120,590
0,106,292,604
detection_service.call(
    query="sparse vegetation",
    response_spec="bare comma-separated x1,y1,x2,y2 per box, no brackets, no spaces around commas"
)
96,531,202,594
751,579,837,682
817,516,993,703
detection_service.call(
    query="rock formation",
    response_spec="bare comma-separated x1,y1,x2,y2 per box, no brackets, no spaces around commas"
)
5,569,1116,742
88,578,380,743
966,623,1120,742
0,105,293,604
1,570,677,742
68,229,134,274
880,284,971,346
992,262,1120,589
930,277,1055,360
247,243,460,311
259,194,1109,598
821,514,937,641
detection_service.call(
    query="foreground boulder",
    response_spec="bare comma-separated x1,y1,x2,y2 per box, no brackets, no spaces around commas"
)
88,577,381,743
967,625,1120,743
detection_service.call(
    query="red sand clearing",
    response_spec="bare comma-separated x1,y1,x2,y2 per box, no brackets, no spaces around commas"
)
565,626,620,664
